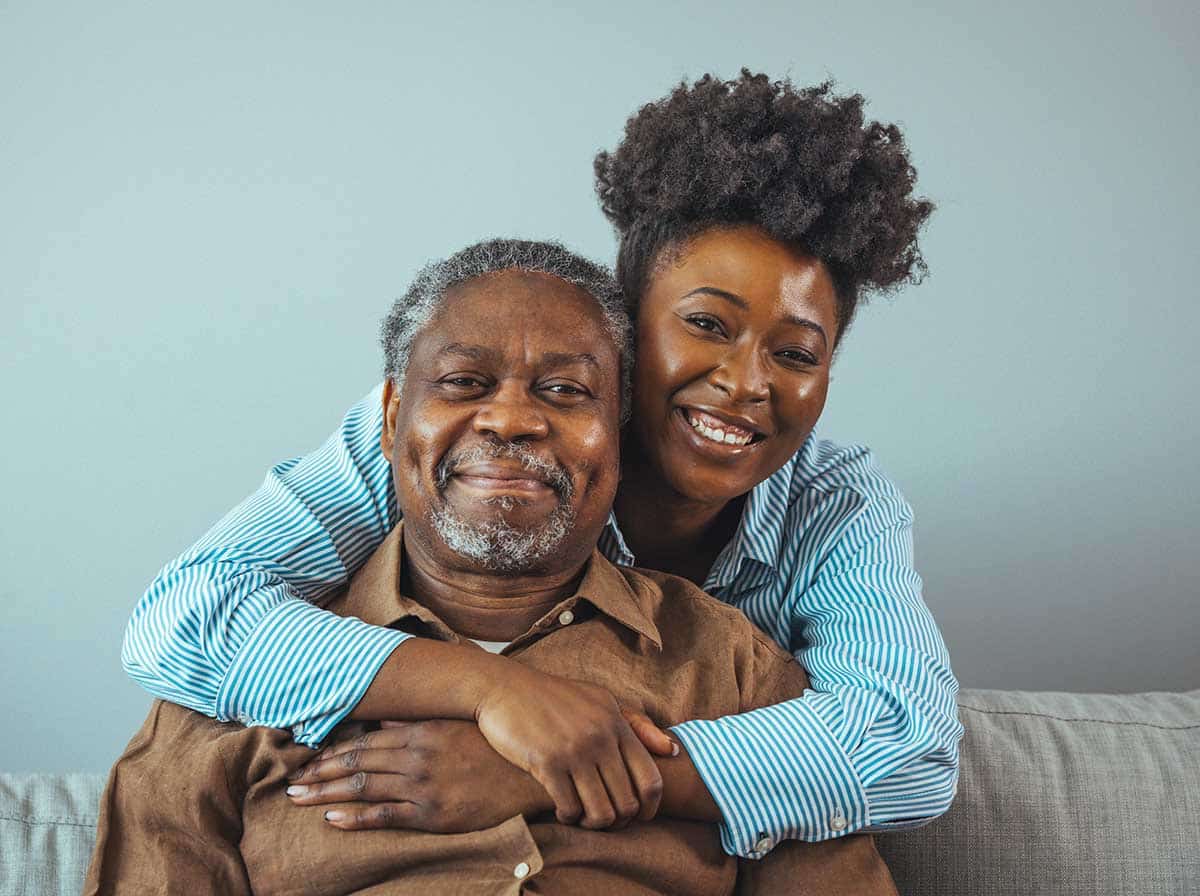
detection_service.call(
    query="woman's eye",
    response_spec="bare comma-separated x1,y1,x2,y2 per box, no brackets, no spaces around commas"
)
777,349,818,366
685,315,726,337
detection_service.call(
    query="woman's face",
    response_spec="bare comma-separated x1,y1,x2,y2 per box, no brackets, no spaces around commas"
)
629,225,839,505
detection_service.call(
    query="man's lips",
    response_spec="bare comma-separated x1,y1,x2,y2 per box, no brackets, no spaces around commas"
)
450,463,554,493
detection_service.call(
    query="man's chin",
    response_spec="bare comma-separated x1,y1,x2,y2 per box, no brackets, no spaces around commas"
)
427,502,576,575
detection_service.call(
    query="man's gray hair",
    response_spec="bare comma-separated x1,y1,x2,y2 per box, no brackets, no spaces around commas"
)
381,238,633,421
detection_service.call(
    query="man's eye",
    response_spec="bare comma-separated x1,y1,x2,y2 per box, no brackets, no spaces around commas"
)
441,376,485,389
543,383,587,396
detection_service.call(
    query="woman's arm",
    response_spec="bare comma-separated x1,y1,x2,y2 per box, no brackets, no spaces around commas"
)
670,467,964,858
122,385,405,746
122,384,661,825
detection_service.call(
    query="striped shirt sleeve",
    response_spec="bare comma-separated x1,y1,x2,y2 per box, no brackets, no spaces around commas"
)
670,488,963,857
121,385,410,747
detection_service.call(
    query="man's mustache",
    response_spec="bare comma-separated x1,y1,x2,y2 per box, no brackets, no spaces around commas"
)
435,442,575,500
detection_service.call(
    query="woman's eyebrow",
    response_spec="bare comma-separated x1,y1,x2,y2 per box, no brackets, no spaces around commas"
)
683,287,828,347
684,286,748,309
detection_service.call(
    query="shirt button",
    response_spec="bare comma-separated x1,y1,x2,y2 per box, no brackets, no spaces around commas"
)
754,835,773,853
513,862,530,879
831,813,847,832
558,610,574,626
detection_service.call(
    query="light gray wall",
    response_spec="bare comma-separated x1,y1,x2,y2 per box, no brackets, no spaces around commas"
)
3,0,1197,773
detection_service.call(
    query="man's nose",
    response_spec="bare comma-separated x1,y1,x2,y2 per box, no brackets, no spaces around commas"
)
471,383,551,441
707,342,770,404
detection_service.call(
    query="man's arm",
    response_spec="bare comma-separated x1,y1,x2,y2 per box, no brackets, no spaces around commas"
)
83,702,252,895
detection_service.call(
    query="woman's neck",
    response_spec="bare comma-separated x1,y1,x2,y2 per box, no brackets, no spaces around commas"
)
614,447,745,586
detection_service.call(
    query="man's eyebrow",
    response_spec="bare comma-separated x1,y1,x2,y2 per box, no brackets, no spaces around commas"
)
683,287,828,348
435,343,495,361
542,351,601,371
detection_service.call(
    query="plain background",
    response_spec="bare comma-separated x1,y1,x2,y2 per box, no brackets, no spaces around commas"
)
3,1,1197,773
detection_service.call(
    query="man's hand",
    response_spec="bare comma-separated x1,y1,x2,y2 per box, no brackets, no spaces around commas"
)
348,639,664,829
286,720,551,833
474,664,664,829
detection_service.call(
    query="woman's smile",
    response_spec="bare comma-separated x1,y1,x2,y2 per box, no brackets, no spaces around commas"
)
675,406,766,454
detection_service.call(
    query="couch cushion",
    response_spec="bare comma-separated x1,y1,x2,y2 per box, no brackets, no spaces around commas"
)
878,688,1200,896
0,773,106,896
4,690,1198,895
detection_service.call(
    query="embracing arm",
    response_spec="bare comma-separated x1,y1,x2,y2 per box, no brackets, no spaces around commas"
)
121,385,408,747
123,385,660,824
670,475,964,857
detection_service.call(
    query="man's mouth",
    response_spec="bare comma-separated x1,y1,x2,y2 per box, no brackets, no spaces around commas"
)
436,444,574,500
680,408,765,448
453,463,553,494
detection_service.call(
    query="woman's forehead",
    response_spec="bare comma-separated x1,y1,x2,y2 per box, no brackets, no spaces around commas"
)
653,227,838,325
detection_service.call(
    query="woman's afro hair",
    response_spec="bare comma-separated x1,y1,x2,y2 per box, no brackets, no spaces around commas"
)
594,70,934,338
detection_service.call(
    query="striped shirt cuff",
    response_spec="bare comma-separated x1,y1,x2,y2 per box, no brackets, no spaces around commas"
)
670,694,868,858
214,599,411,748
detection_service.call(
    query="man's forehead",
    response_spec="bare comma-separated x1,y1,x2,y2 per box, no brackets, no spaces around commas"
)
433,342,604,371
414,276,619,369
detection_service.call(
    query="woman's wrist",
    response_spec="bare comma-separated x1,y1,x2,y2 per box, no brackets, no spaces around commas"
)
351,637,512,721
656,741,722,823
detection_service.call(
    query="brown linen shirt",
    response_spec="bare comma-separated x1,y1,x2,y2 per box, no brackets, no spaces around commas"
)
85,526,895,895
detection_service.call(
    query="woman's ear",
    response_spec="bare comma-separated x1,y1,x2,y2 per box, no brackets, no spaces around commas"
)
380,378,400,458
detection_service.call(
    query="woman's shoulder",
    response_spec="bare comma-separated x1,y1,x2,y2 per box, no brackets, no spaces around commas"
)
779,432,912,514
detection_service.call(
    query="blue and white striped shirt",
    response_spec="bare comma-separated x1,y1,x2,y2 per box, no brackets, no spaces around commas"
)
123,383,963,858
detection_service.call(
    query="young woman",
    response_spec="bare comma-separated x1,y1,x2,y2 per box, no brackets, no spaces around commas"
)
124,71,963,857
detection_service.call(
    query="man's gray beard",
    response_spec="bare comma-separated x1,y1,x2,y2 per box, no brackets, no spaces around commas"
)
429,442,577,573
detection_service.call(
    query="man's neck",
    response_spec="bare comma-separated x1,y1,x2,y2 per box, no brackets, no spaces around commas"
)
400,529,587,642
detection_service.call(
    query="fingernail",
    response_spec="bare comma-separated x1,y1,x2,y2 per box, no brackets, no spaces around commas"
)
670,741,680,757
324,810,344,822
286,785,305,797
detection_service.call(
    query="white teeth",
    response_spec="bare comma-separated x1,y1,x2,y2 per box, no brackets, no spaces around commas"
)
687,412,753,446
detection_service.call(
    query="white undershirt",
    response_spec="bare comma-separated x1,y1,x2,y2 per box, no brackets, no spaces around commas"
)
469,638,510,654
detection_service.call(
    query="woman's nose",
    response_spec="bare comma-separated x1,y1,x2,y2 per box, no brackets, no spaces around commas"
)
707,345,770,404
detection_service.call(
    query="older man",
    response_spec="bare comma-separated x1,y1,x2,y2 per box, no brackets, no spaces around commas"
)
85,239,895,895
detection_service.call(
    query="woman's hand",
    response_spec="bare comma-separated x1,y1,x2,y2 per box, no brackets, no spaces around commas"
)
286,719,551,833
349,639,667,829
474,664,664,829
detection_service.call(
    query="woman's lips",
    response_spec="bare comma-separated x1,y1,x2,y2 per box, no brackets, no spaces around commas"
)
673,407,766,457
681,408,761,446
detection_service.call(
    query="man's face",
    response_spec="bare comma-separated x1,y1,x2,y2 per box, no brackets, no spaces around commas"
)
382,269,622,576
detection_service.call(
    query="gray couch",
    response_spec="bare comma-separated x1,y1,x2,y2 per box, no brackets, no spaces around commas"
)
3,688,1197,895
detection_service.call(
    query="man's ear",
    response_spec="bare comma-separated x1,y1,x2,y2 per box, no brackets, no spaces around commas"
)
380,378,400,458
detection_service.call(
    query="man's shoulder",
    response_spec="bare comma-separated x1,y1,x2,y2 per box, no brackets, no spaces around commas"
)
615,565,794,665
125,700,299,767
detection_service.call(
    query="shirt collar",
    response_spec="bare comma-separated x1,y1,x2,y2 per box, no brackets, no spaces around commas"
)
705,438,809,589
336,523,662,650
